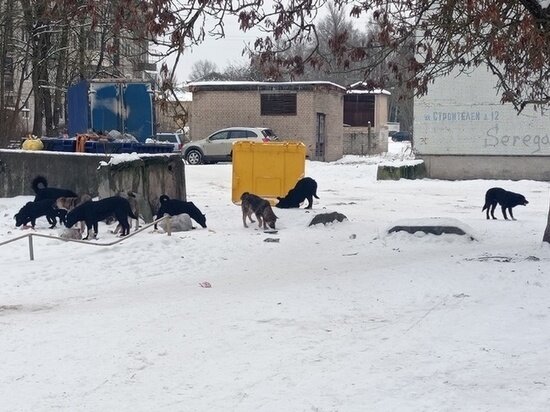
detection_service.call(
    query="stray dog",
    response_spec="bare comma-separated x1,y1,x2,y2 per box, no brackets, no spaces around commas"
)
32,175,77,202
55,193,93,230
241,192,278,230
65,196,137,239
482,187,529,220
14,199,59,229
112,191,140,234
154,195,207,229
55,194,93,213
276,177,319,209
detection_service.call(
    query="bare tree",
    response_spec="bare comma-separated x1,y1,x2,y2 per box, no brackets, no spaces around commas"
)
189,59,221,81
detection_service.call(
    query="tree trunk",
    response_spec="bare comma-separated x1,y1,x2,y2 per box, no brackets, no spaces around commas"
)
543,196,550,244
53,22,69,132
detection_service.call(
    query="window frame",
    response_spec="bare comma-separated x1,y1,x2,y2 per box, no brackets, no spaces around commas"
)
261,93,297,116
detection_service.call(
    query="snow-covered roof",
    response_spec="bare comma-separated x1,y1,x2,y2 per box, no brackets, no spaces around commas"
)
169,90,192,102
347,81,391,95
187,80,346,92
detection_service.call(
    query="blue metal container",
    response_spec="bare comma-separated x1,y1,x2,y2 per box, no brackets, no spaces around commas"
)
67,79,155,143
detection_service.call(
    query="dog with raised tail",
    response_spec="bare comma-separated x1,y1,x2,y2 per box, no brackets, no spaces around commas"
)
32,176,77,202
240,192,278,230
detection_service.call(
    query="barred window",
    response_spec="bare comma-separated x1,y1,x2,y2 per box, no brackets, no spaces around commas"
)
261,93,297,116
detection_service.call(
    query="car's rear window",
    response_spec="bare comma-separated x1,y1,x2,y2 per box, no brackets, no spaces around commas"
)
262,129,276,138
158,135,177,143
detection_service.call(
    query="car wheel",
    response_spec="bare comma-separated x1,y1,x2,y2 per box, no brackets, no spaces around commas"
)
186,149,203,165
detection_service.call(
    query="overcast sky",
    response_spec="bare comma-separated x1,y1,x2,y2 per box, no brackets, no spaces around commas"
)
161,11,268,83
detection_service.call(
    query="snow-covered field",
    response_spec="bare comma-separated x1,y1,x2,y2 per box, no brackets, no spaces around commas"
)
1,148,549,411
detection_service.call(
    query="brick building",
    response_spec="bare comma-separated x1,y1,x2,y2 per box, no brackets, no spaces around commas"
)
187,81,346,161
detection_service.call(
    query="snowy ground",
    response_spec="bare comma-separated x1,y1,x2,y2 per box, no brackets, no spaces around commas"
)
1,145,550,411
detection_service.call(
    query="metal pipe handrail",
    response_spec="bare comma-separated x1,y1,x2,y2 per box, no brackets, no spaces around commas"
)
0,215,172,261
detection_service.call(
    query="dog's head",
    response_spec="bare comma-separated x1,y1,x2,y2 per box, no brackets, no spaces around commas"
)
14,203,32,227
265,212,277,229
64,211,78,228
14,212,25,227
185,201,207,228
196,213,207,228
275,196,299,209
519,196,529,206
159,195,170,204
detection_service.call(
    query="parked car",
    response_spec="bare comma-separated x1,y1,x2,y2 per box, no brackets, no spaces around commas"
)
391,131,413,142
147,132,188,152
182,127,277,165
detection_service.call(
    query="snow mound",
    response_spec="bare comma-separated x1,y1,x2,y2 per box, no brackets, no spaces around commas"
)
385,217,478,240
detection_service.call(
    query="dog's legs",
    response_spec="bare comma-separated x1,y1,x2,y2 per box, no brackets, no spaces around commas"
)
120,217,130,236
306,195,313,209
508,208,516,221
242,208,248,228
247,212,255,224
501,205,509,220
256,214,263,229
83,222,92,240
490,203,497,219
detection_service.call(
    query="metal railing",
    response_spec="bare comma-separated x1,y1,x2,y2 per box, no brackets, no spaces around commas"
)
0,216,172,261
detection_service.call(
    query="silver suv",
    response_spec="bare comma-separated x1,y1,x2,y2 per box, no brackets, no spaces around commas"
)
183,127,277,165
148,132,188,152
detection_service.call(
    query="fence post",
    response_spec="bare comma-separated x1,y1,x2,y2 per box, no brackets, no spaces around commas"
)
167,216,172,236
28,234,34,261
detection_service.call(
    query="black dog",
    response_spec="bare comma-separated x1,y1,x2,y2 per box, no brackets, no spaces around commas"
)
482,187,529,220
65,196,137,238
276,177,319,209
32,176,77,202
14,199,59,229
154,195,207,229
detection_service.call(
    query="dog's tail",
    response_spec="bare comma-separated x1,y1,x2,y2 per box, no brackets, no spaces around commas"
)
32,176,48,193
159,194,170,204
313,187,320,199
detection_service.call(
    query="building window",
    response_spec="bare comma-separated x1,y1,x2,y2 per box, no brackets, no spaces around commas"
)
22,103,30,119
4,75,14,91
344,94,375,127
5,95,15,107
261,93,297,115
3,56,13,74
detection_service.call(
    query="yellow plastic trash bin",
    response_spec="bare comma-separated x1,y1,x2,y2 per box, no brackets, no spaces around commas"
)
232,141,306,205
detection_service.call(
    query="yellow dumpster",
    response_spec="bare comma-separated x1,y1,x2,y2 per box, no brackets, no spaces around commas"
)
232,141,306,205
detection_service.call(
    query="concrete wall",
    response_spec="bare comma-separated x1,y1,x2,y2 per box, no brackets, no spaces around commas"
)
421,155,550,181
190,87,344,162
0,150,186,221
0,150,110,197
343,127,388,155
414,66,550,179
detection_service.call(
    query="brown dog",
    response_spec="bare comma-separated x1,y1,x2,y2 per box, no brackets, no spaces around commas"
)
55,194,92,212
240,192,278,230
55,193,92,233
